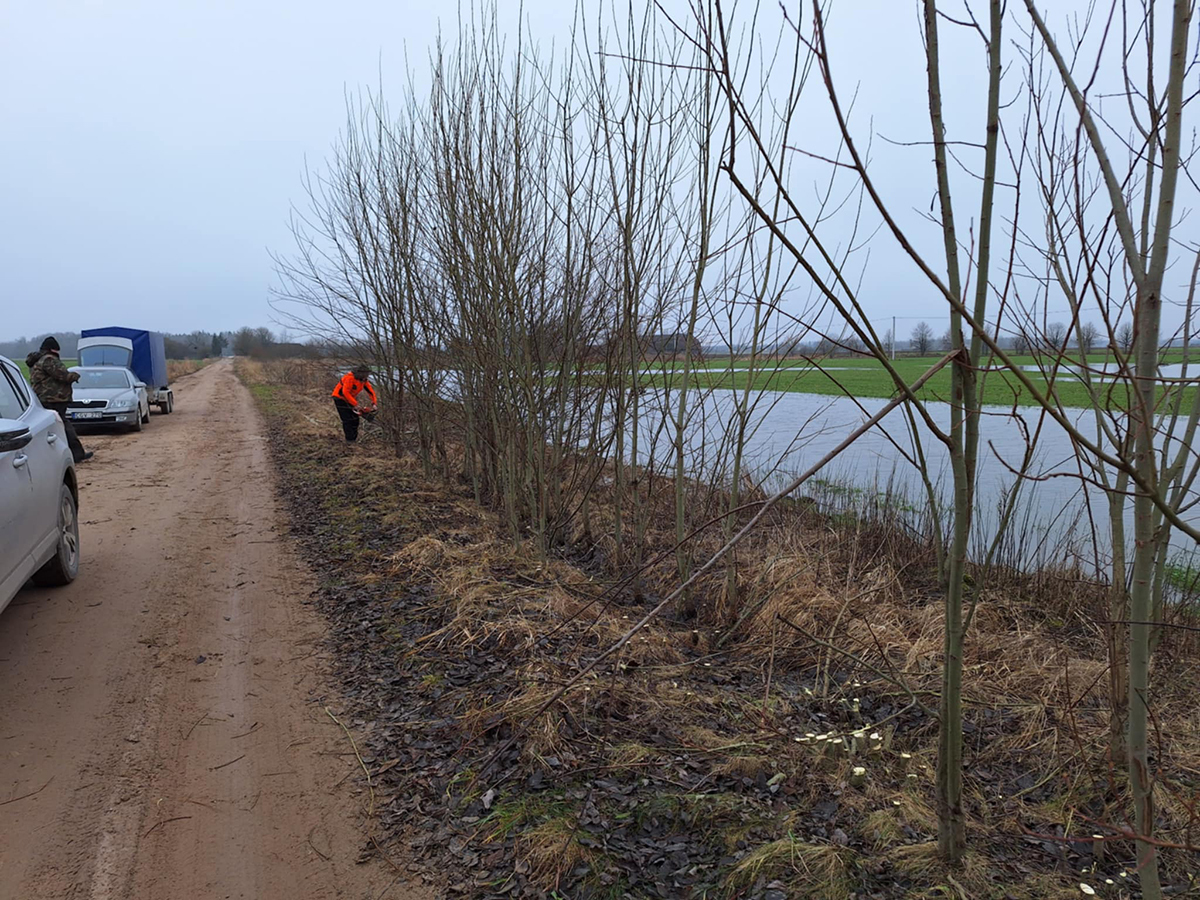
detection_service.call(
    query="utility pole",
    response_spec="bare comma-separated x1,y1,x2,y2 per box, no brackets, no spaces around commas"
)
892,315,896,360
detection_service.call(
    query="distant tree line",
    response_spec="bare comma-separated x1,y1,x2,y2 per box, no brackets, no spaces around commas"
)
789,321,1124,359
0,328,309,362
229,326,325,360
1,330,230,361
163,331,229,359
838,320,1140,359
0,333,82,359
0,318,1152,365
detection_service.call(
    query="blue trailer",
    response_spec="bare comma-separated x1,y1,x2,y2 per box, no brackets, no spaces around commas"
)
77,327,174,414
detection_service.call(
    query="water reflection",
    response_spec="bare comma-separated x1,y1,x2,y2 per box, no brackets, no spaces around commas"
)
625,386,1200,573
422,366,1199,573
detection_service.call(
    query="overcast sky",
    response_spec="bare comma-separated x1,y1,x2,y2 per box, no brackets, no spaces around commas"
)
0,0,571,338
1,1,1190,342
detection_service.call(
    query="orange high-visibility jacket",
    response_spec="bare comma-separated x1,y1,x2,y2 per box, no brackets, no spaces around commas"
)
332,372,378,408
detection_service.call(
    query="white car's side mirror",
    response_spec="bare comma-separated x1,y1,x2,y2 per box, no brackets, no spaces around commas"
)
0,428,33,453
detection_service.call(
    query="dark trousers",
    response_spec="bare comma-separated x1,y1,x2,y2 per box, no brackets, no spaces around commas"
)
334,398,360,442
43,402,87,462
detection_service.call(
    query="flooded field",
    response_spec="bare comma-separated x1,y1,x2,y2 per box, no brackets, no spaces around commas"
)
623,384,1200,573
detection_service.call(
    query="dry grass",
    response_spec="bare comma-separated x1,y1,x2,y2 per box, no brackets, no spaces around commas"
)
884,843,1092,900
516,815,598,885
608,741,659,769
858,809,905,851
728,837,857,899
165,358,211,380
390,535,448,570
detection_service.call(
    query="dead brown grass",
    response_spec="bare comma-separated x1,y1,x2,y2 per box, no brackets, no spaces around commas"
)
166,358,211,380
727,838,857,899
516,815,598,886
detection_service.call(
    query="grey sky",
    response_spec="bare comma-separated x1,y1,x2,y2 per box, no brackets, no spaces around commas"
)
2,2,1188,342
0,0,565,338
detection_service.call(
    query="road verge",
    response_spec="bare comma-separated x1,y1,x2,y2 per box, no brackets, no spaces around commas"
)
239,357,1200,900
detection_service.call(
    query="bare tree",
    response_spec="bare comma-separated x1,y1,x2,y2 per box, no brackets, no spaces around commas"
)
911,320,934,355
1044,321,1067,350
1117,321,1135,354
1000,5,1197,892
1078,321,1099,355
698,0,1012,862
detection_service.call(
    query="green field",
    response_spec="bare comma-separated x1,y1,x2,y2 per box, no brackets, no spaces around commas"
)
639,352,1199,410
15,358,77,379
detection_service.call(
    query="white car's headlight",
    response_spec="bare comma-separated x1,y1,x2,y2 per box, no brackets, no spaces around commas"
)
109,396,136,410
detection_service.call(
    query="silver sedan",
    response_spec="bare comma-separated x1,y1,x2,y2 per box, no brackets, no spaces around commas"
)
0,355,80,613
67,366,150,432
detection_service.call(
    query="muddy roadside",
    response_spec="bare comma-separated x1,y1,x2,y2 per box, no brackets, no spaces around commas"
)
0,360,431,900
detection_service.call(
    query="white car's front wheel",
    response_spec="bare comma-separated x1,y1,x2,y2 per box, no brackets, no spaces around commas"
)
33,484,80,586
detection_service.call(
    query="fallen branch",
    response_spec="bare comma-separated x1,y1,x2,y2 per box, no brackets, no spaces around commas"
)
307,824,332,861
1112,618,1200,634
183,710,211,741
1019,821,1200,854
0,777,53,806
143,815,193,838
325,707,403,874
209,754,246,771
774,613,934,717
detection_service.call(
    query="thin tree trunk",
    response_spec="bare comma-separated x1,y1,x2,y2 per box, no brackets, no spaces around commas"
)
1107,468,1130,764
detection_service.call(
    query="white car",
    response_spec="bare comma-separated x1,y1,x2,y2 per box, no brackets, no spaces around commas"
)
0,356,80,613
67,365,150,432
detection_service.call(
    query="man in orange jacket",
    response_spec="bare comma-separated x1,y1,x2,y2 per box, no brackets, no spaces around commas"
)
331,366,378,442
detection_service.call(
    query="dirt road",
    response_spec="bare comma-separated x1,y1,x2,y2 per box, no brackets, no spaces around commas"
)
0,360,425,900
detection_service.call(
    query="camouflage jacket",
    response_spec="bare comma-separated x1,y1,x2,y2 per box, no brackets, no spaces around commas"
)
28,352,78,404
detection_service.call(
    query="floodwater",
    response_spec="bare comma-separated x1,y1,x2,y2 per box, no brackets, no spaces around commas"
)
1016,363,1199,382
624,385,1200,572
427,366,1200,571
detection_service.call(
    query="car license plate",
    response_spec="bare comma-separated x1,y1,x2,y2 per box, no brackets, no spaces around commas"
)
72,410,102,419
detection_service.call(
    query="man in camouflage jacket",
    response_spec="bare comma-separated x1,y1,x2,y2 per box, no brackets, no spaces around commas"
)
26,336,91,462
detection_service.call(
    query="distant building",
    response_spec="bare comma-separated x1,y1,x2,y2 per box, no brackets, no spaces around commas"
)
646,332,703,355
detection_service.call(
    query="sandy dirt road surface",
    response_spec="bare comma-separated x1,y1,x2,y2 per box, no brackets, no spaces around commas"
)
0,360,426,900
